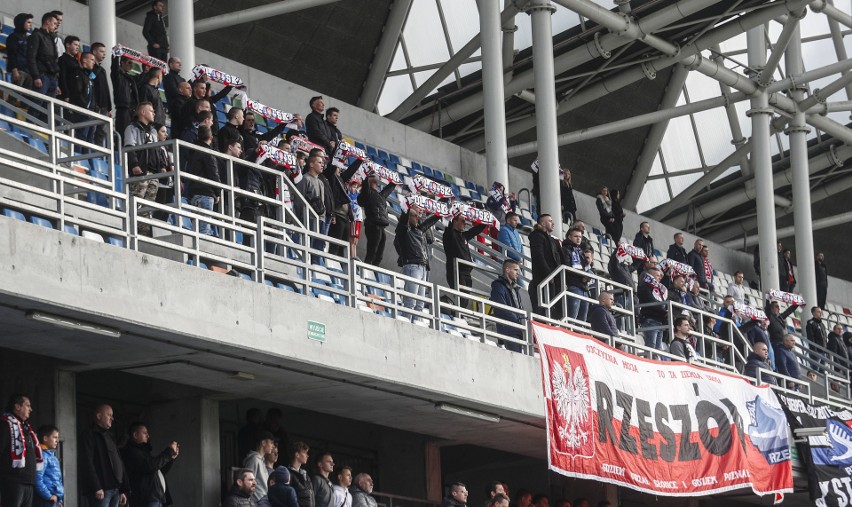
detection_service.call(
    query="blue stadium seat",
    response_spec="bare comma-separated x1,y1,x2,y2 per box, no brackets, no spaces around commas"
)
411,162,422,173
107,237,125,247
64,224,80,235
476,185,486,195
366,145,378,159
235,231,244,244
355,141,367,151
187,259,209,270
0,25,12,35
422,166,433,177
29,216,53,229
114,163,124,192
465,181,476,190
378,149,390,161
0,119,10,131
263,279,274,287
3,209,25,221
389,154,401,166
238,272,252,281
27,136,48,154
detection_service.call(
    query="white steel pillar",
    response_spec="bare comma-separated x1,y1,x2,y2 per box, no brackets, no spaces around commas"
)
170,0,196,73
786,27,818,307
478,0,510,189
527,0,562,237
89,0,116,74
747,27,780,292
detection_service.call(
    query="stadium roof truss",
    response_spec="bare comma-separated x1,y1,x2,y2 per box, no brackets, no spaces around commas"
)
362,0,852,256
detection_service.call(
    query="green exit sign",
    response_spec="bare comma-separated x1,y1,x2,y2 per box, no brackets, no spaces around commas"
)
307,321,326,342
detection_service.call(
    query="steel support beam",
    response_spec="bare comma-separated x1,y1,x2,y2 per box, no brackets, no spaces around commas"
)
479,0,510,188
810,0,852,29
194,0,342,34
711,45,751,176
503,0,518,83
501,0,815,157
759,9,806,86
90,0,117,77
358,0,413,112
402,0,723,129
797,70,852,111
672,143,852,230
747,27,780,292
387,3,522,121
786,27,818,312
647,141,752,220
170,0,195,74
621,64,688,210
723,211,852,249
825,0,852,119
528,0,563,238
551,0,680,56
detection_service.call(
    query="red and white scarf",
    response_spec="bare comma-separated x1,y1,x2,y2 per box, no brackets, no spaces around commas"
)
409,174,454,199
703,258,713,283
644,274,668,302
615,243,648,264
245,97,297,126
2,413,43,470
255,144,301,183
112,44,167,72
733,301,768,321
191,64,247,90
332,141,368,169
658,258,695,278
767,289,805,306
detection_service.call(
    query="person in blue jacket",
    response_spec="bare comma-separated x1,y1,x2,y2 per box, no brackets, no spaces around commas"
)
497,212,523,262
35,425,64,507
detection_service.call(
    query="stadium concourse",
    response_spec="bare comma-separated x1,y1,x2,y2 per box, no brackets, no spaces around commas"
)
1,0,852,507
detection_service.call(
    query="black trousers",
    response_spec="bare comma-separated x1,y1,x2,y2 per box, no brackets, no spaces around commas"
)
0,481,34,507
328,215,350,257
364,222,386,266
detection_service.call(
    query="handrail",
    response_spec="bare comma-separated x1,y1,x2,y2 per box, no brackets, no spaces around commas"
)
435,283,530,353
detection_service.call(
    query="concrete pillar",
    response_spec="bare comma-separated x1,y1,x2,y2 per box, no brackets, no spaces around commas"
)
478,0,510,190
169,0,196,73
145,397,220,505
89,0,116,76
785,27,817,306
55,370,77,504
746,27,780,292
527,0,562,238
424,441,442,503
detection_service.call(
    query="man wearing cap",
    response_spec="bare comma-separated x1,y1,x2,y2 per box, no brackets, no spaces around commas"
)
244,431,276,503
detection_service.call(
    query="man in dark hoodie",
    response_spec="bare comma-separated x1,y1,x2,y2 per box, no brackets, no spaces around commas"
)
443,214,487,295
119,422,179,507
111,55,139,137
6,13,34,90
90,42,113,146
79,404,130,507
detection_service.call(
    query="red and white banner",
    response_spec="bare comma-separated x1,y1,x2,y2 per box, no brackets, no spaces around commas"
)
534,322,793,497
245,97,296,125
766,289,805,307
191,64,247,90
290,136,326,158
733,301,768,322
409,173,454,199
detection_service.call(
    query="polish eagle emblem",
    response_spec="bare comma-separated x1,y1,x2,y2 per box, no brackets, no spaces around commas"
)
550,353,592,451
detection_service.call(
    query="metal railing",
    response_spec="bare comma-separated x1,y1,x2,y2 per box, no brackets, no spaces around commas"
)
537,264,637,336
1,82,851,404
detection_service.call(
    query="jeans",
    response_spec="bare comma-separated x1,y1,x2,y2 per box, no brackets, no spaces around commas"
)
643,318,664,350
88,488,120,507
402,263,428,313
190,194,216,236
566,285,590,322
34,75,58,123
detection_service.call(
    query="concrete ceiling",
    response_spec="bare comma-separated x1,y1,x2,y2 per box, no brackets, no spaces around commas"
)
192,0,392,105
0,298,547,459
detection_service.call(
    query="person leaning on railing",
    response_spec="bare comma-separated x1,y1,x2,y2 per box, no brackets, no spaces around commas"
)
489,259,526,353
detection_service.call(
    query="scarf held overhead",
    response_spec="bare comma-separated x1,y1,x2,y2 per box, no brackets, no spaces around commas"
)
245,97,296,125
112,44,167,72
191,64,247,90
767,289,805,307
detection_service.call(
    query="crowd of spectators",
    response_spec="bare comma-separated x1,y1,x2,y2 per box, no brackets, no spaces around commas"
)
0,395,178,507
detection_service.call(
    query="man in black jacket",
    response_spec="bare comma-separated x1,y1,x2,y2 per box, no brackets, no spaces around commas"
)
27,12,60,121
112,55,140,137
304,96,327,148
529,214,562,317
218,107,244,153
65,51,97,143
143,0,169,61
806,306,828,352
240,111,288,154
80,404,130,507
442,214,486,294
91,43,113,146
766,300,800,346
686,239,705,284
287,441,315,507
120,422,179,507
163,57,185,113
358,175,396,266
186,126,223,236
588,291,620,343
0,394,38,507
666,232,688,264
57,35,80,102
490,259,526,352
441,483,468,507
632,221,654,271
138,67,167,125
179,79,232,136
125,102,165,236
815,252,828,309
395,207,441,315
